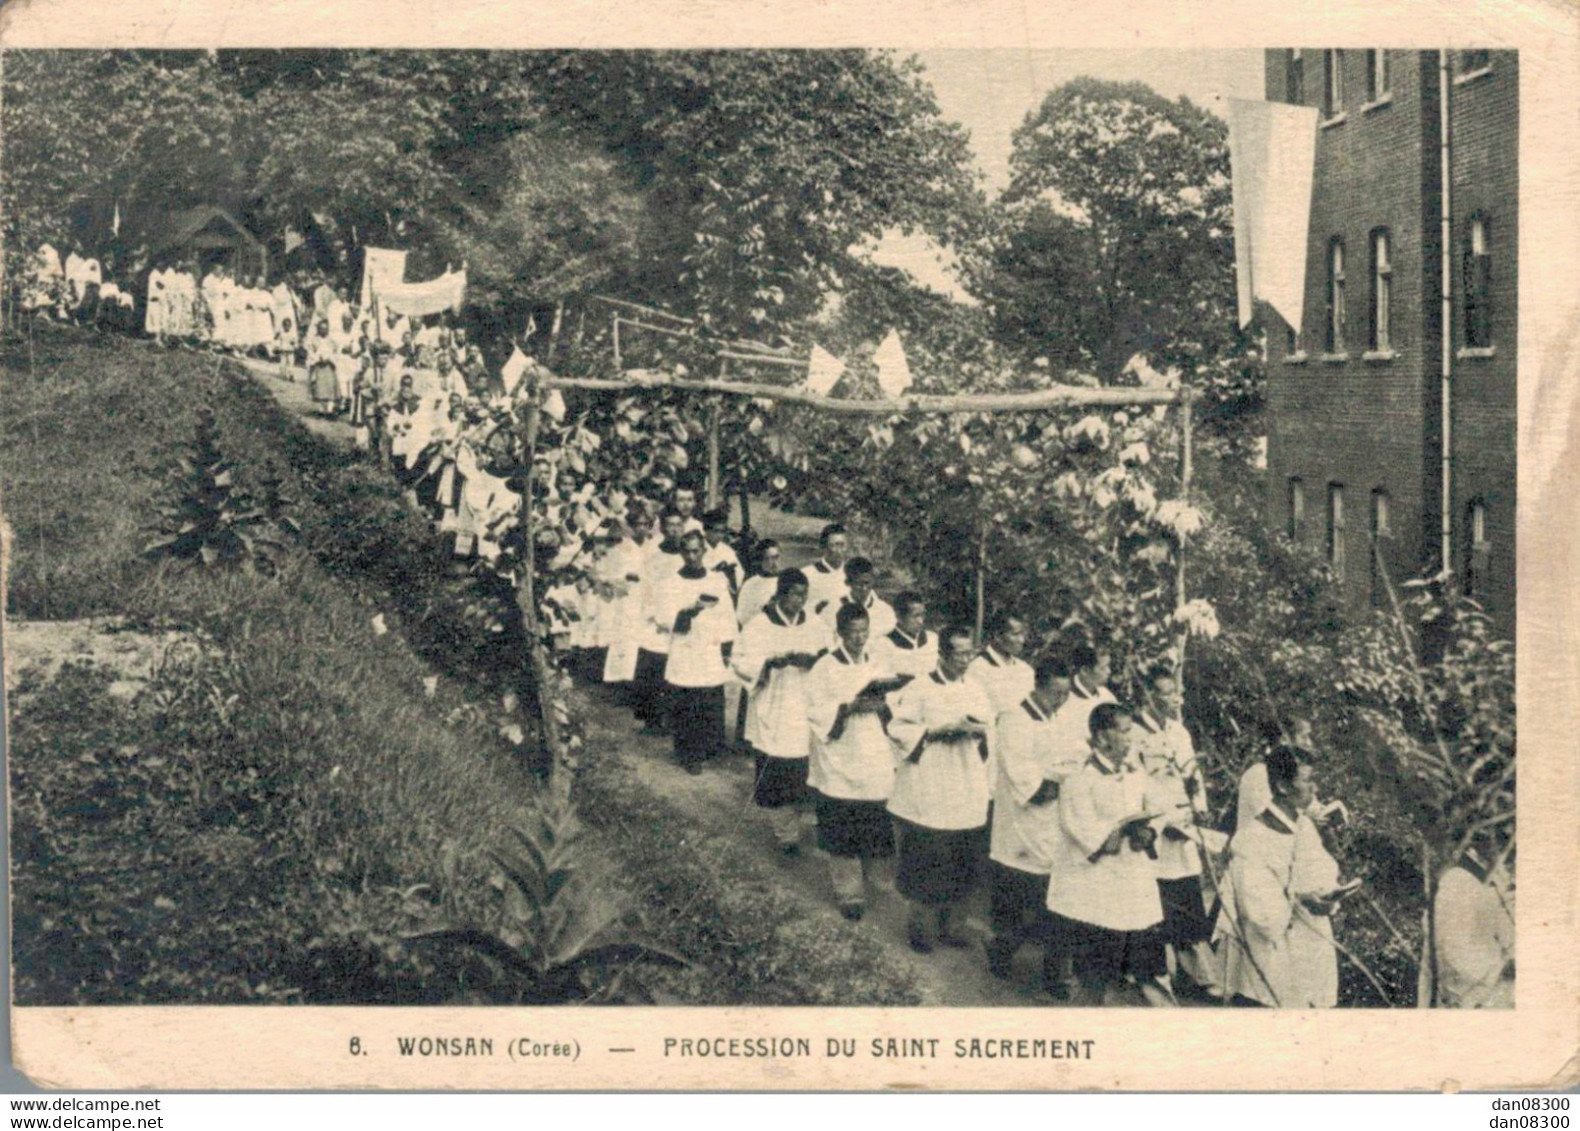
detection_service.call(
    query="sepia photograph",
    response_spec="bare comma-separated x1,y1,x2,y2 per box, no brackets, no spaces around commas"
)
0,5,1569,1090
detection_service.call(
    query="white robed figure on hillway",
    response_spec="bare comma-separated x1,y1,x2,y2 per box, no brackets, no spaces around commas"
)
600,509,659,684
732,569,825,852
1213,745,1320,1007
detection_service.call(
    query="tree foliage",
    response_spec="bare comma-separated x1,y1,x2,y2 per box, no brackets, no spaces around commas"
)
987,77,1239,381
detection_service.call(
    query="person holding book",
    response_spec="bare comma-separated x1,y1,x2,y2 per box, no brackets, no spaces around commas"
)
985,651,1079,990
631,508,687,733
807,604,902,920
1213,745,1355,1007
652,530,736,774
887,624,997,953
1133,663,1221,1001
1046,703,1168,1005
733,569,825,853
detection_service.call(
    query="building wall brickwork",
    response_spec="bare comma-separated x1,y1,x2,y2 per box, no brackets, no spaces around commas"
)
1260,49,1515,632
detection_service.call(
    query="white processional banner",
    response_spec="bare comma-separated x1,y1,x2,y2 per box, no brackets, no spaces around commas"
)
378,267,468,319
1226,98,1319,333
359,247,408,312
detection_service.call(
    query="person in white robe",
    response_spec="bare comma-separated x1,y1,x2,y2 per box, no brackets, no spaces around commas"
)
1213,744,1315,1007
64,250,101,310
631,509,687,733
23,243,65,315
270,281,301,361
1236,719,1349,837
1287,807,1346,1008
806,603,898,919
804,522,852,616
888,624,996,952
818,556,894,649
1132,664,1222,1001
733,569,824,852
1046,703,1170,1005
735,539,783,629
670,486,705,536
144,265,168,338
871,591,937,684
968,613,1035,721
985,651,1078,991
701,508,742,598
1432,830,1515,1009
305,320,341,412
198,266,226,345
652,530,736,773
1037,640,1118,995
167,263,198,339
601,508,657,685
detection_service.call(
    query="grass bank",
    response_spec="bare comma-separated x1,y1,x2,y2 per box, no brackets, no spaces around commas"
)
3,325,924,1005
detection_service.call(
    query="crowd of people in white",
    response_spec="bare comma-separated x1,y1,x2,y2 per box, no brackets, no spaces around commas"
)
15,238,1514,1011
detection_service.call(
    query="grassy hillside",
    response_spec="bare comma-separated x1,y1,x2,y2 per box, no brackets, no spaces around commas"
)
3,325,923,1005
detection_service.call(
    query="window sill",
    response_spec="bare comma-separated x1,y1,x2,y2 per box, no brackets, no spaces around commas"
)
1457,346,1497,359
1454,67,1494,87
1361,93,1394,113
1362,349,1398,362
1319,352,1350,363
1320,112,1349,129
1283,352,1309,364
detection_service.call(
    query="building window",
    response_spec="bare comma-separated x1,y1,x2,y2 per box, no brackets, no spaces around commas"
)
1366,50,1390,101
1370,489,1392,605
1326,238,1346,353
1288,50,1306,103
1464,216,1493,348
1465,499,1490,597
1328,483,1346,580
1369,228,1392,352
1323,50,1345,116
1288,478,1305,541
1460,49,1491,74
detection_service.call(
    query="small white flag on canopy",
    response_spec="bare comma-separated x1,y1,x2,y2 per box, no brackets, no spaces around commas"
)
500,346,531,395
543,389,567,423
805,344,846,395
1227,98,1320,332
873,329,912,398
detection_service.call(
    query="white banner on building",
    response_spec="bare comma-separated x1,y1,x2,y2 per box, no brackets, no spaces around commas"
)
1226,98,1319,332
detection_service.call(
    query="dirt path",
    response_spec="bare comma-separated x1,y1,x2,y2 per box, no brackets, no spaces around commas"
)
235,354,1064,1007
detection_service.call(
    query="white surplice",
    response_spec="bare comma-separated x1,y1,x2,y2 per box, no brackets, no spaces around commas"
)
732,604,825,760
650,564,735,688
887,670,996,832
989,696,1087,875
1213,803,1300,1006
1046,751,1166,932
805,646,895,802
872,627,938,683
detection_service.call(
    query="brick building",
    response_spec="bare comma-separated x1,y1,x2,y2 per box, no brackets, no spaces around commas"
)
1261,49,1516,634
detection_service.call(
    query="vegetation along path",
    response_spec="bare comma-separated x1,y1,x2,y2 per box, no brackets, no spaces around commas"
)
236,352,1051,1007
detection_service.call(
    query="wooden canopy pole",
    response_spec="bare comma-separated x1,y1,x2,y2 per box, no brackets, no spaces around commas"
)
1175,396,1195,675
544,372,1191,415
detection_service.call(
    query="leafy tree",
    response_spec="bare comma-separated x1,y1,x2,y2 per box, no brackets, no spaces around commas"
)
981,77,1241,385
435,131,654,321
521,50,986,338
